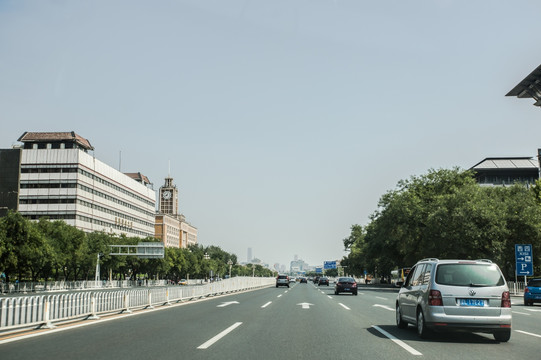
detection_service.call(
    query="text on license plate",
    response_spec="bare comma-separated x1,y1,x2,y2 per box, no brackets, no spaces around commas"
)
459,299,485,307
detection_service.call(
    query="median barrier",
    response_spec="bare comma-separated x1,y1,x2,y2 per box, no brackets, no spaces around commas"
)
0,277,274,333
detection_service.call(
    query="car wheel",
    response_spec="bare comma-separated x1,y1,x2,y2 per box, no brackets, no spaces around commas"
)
354,292,358,296
276,285,278,288
287,285,289,288
335,290,338,295
524,300,529,306
416,309,430,338
396,305,407,329
493,329,511,342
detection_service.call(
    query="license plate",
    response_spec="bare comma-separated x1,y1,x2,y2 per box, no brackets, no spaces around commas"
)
459,299,485,307
344,288,350,291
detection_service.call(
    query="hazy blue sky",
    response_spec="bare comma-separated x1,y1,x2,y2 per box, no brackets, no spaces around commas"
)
1,1,540,269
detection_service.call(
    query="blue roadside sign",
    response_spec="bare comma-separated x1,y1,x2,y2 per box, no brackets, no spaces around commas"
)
324,261,337,270
515,244,533,276
315,267,323,274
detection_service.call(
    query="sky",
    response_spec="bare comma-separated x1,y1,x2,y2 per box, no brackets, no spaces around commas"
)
1,1,541,269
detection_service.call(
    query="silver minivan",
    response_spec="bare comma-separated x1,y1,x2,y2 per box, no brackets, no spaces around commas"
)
396,258,512,342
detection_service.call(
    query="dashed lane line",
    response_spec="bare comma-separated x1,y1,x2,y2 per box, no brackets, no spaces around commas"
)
197,322,243,349
372,325,422,356
261,301,272,308
512,311,531,316
339,303,351,311
515,330,541,338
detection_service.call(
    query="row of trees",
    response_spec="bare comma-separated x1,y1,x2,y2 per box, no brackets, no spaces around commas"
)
341,168,541,280
0,211,274,283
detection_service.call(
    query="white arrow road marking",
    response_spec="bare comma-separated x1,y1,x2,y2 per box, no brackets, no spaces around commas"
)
217,301,239,308
339,303,351,310
197,322,243,349
297,302,314,309
515,330,541,338
372,326,422,356
373,304,394,311
261,301,272,308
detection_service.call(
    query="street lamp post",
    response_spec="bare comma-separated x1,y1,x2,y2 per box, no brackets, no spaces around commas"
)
228,260,233,279
252,264,255,278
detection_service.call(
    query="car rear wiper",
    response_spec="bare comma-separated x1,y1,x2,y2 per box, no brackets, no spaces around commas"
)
469,283,489,287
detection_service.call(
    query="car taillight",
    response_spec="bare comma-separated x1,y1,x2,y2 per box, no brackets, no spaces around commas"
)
525,287,530,294
336,282,341,286
352,282,357,287
428,290,443,306
501,291,511,308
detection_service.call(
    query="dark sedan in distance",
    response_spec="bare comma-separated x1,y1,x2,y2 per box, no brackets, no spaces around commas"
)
318,277,329,286
335,277,357,295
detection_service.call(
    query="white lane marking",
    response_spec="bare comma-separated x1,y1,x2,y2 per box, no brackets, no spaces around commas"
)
515,330,541,338
297,302,314,309
339,303,351,310
197,322,243,349
277,294,282,298
372,325,422,356
376,296,388,300
261,301,272,308
285,291,288,293
524,308,541,312
217,301,239,308
373,304,394,311
358,292,364,295
512,311,531,316
328,296,333,299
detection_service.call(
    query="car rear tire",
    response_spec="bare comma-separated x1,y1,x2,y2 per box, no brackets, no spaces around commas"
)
353,292,358,296
396,305,407,329
493,329,511,342
416,309,430,338
335,290,338,295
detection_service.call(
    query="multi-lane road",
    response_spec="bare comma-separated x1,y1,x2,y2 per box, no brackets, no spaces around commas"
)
1,282,540,359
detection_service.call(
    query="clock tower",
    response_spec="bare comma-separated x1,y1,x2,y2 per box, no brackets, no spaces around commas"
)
159,176,179,215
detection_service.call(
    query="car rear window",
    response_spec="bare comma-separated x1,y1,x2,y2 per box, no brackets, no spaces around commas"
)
528,279,541,287
338,277,354,282
435,264,505,287
278,275,287,279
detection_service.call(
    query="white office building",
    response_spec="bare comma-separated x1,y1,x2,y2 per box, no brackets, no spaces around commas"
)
16,132,156,238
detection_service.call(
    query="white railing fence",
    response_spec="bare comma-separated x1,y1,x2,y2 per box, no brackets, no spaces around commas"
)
0,277,274,332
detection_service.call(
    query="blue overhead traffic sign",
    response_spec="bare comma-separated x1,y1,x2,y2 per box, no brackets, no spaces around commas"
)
515,244,533,276
324,261,337,270
315,267,323,274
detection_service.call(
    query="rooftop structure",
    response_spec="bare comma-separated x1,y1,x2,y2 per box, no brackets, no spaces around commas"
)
470,156,539,186
506,64,541,107
18,131,94,151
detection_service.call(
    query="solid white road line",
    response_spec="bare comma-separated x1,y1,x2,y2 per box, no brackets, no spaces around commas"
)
372,325,422,356
376,296,388,300
373,304,395,311
339,303,351,310
197,322,243,349
512,311,531,316
261,301,272,308
515,330,541,338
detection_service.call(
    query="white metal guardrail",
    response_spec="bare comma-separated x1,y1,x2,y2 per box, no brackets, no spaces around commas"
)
0,277,274,332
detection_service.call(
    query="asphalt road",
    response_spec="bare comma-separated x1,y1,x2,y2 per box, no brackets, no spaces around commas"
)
1,282,540,360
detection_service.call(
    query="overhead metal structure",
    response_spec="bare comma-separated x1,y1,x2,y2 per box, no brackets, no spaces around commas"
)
506,64,541,107
109,242,165,258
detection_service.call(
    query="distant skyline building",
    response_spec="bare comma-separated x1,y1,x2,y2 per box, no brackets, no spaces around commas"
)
247,247,253,263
